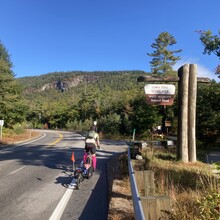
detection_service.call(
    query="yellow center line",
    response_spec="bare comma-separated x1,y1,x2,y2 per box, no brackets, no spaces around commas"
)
49,132,63,146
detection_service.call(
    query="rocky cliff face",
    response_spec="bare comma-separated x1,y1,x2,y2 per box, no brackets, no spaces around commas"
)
40,76,84,92
21,73,102,94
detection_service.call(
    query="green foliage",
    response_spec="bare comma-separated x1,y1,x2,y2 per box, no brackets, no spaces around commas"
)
99,113,121,134
18,70,160,135
66,119,80,130
0,41,13,69
198,30,220,57
138,129,152,139
196,191,220,220
213,161,220,171
15,66,220,145
12,124,25,135
147,32,182,75
130,95,162,135
0,41,27,127
196,83,220,144
198,29,220,75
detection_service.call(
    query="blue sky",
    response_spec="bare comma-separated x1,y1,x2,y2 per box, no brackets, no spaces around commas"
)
0,0,219,81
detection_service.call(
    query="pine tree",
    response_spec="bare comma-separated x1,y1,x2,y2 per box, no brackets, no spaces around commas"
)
198,29,220,76
147,32,182,75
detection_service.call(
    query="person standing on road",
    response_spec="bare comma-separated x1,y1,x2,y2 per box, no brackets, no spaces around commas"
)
84,125,100,171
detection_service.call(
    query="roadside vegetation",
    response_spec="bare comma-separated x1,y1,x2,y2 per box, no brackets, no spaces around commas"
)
0,123,39,145
142,147,220,219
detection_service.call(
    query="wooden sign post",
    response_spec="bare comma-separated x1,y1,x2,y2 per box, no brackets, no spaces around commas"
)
137,64,210,163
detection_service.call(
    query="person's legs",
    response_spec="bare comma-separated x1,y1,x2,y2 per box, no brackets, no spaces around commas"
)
92,154,96,170
83,151,88,163
86,143,97,170
90,144,97,170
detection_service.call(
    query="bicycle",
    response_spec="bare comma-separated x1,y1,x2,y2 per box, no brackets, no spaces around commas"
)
73,151,94,189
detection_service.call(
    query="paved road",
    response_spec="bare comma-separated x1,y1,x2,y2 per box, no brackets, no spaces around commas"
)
0,130,128,220
206,152,220,164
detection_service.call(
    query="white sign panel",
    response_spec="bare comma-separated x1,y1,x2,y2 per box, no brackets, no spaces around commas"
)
144,84,175,95
144,84,176,105
0,120,4,126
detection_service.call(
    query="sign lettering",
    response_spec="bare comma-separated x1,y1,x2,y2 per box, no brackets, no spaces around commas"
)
144,84,175,105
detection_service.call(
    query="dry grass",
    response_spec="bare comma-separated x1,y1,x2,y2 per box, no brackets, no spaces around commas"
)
145,147,220,219
108,178,134,220
0,130,40,145
107,153,135,220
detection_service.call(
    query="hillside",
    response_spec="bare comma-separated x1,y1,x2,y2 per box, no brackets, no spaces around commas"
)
13,70,220,147
17,70,147,92
16,70,157,133
17,70,148,103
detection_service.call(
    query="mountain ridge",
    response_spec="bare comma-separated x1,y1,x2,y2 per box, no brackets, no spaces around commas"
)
17,70,148,93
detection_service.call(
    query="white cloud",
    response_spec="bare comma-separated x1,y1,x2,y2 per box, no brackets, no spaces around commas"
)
174,58,220,82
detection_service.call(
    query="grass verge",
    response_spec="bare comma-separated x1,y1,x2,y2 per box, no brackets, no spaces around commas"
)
143,147,220,219
0,129,40,145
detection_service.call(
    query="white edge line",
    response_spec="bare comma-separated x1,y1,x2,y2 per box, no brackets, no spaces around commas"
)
2,133,47,151
5,165,27,177
49,178,76,220
18,133,47,145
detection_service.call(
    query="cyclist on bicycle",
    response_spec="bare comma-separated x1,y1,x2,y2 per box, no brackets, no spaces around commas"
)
84,125,100,171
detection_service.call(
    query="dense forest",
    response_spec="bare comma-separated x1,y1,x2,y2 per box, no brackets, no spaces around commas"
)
17,70,161,135
15,70,220,147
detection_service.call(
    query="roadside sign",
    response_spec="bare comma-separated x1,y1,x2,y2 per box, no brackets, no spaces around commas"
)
144,84,175,105
0,120,4,126
0,120,3,139
165,120,171,127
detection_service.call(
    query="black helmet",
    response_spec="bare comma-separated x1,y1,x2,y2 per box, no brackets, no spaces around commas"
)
90,125,96,131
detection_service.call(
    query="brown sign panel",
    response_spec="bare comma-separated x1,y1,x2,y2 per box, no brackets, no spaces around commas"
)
145,94,174,105
165,120,171,127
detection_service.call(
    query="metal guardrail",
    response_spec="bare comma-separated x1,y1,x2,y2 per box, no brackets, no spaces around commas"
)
127,140,175,219
128,146,145,220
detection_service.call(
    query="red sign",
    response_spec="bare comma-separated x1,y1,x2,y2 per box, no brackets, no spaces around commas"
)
144,84,175,106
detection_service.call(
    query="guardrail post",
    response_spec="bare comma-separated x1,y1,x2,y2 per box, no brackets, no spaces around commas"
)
144,171,155,196
141,196,171,220
135,171,155,196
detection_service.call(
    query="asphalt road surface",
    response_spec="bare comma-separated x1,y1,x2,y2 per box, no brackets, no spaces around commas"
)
206,152,220,164
0,130,128,220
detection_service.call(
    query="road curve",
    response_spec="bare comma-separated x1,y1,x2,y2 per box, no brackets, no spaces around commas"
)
0,130,128,220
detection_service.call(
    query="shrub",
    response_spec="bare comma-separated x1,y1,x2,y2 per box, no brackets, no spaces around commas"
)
13,124,24,135
196,191,220,219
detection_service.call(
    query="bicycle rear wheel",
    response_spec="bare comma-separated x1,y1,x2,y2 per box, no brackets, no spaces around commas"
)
87,166,93,179
76,173,83,189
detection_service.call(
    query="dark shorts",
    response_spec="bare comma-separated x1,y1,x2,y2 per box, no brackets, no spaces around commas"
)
85,143,96,154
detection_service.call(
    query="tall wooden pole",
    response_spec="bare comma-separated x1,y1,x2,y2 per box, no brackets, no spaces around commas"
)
188,64,197,162
178,64,189,163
